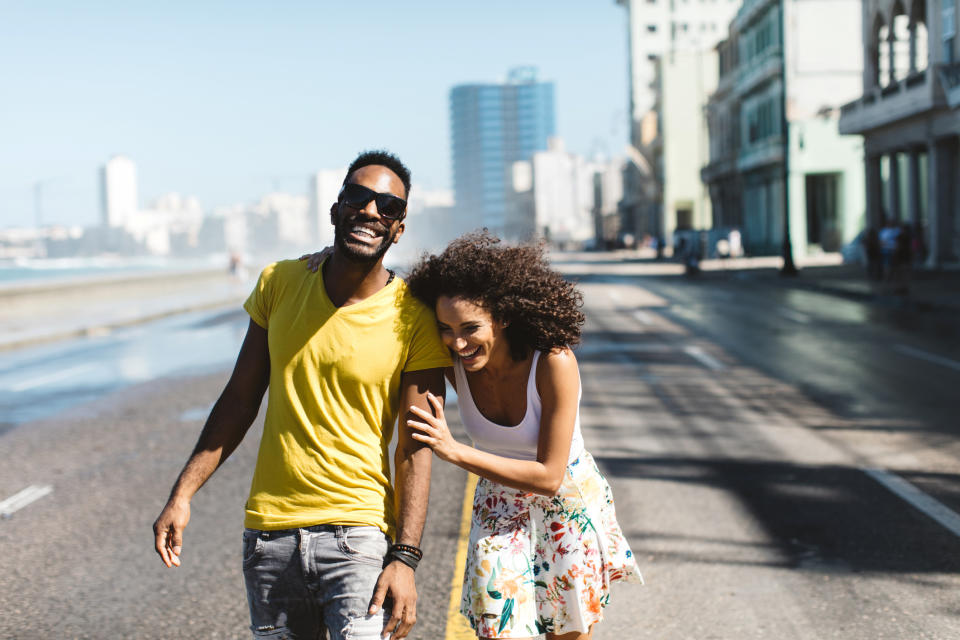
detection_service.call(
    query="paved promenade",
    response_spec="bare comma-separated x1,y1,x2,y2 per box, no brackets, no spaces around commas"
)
2,252,959,638
0,267,256,350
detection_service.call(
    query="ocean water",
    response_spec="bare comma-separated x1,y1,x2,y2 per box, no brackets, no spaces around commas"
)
0,254,232,286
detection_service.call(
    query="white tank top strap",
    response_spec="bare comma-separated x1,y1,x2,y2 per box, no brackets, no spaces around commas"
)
454,350,584,464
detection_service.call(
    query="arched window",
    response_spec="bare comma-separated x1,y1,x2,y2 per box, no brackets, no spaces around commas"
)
877,19,891,87
910,0,929,73
891,2,911,83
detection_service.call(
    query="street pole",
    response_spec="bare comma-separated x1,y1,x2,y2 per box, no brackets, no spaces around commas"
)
780,0,799,276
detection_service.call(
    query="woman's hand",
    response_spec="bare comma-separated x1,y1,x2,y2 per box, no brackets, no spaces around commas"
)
298,246,333,272
407,392,462,464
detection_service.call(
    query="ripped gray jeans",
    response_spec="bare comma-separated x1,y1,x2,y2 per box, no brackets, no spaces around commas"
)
242,525,390,640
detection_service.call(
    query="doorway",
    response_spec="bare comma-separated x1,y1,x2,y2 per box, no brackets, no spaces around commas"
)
805,173,842,252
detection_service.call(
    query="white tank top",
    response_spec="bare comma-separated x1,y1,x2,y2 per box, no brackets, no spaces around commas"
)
453,350,584,463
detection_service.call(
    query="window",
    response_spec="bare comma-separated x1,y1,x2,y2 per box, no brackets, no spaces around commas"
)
944,0,956,62
647,24,658,33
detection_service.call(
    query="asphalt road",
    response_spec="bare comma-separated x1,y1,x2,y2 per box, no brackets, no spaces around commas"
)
1,258,958,639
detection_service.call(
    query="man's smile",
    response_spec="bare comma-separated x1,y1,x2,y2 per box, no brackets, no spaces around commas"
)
345,222,386,245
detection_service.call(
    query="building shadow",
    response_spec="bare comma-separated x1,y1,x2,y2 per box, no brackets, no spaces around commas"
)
595,455,960,574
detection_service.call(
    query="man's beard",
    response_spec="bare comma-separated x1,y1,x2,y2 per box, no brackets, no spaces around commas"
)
333,213,397,263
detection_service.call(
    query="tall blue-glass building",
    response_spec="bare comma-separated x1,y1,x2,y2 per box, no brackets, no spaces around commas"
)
450,67,555,236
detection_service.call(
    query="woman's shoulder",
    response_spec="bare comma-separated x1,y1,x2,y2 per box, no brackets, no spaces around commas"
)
535,347,580,385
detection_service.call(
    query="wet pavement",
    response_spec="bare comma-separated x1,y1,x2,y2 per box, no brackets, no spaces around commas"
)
0,307,249,429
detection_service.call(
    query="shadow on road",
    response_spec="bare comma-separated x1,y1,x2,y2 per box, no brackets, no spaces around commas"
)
596,455,960,574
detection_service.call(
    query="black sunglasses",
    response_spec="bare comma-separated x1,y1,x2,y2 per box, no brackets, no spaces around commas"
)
338,183,407,221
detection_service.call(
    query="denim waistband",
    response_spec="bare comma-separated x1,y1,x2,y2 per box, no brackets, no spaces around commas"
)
244,523,381,539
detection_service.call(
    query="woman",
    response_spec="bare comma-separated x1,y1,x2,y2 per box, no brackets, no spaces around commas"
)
404,232,642,640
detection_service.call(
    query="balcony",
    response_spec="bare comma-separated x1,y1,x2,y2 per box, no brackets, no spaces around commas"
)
734,50,783,98
938,63,960,109
733,0,776,33
737,135,785,173
839,67,947,135
714,71,736,100
701,155,737,184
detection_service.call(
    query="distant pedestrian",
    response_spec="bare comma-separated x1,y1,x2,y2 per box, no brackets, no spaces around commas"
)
728,229,743,258
404,232,642,639
152,150,450,640
878,216,901,281
911,221,927,266
893,223,914,295
864,227,882,281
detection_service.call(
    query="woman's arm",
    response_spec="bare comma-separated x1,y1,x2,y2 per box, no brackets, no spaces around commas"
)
407,349,579,496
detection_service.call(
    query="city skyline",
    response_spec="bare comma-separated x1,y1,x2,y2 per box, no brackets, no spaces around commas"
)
0,1,628,231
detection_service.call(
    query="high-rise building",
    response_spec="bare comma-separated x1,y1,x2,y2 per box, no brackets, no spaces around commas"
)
100,155,138,228
450,67,555,237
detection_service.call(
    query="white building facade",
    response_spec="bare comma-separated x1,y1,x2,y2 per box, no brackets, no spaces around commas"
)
100,155,138,228
309,168,347,249
506,139,600,248
838,0,960,267
661,49,718,245
616,0,742,244
704,0,866,257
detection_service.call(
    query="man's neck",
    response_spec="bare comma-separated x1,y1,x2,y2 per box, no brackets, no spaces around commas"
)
322,251,392,308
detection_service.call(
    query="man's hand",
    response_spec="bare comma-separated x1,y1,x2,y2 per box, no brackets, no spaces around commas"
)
369,561,417,640
298,246,333,272
153,497,190,568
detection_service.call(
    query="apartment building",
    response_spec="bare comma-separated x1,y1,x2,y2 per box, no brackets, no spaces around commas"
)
838,0,960,266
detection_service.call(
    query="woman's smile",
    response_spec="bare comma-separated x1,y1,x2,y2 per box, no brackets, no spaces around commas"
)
435,295,506,372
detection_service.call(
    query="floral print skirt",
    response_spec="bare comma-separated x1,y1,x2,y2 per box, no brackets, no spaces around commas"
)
460,450,643,638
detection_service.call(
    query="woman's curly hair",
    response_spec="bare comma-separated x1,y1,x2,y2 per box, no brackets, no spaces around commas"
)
405,231,585,361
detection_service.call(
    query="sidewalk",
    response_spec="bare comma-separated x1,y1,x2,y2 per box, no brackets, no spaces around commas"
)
0,268,254,351
701,259,960,314
553,250,960,314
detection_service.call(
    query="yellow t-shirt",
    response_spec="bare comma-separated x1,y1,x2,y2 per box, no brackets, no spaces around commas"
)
242,259,450,536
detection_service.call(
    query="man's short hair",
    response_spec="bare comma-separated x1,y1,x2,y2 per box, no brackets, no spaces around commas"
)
344,150,412,199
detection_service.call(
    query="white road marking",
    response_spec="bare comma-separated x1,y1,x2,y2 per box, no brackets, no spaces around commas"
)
633,310,654,325
863,468,960,539
9,364,96,392
683,345,725,370
893,344,960,373
0,484,53,517
777,308,811,324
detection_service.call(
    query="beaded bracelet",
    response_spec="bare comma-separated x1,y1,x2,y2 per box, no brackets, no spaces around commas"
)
390,543,423,560
387,548,420,571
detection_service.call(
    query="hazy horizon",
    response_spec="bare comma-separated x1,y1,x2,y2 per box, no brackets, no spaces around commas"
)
0,1,628,231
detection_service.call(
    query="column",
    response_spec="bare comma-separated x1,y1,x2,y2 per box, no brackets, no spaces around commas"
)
888,151,902,221
866,154,883,228
908,148,921,223
926,137,958,267
888,35,897,85
909,22,918,75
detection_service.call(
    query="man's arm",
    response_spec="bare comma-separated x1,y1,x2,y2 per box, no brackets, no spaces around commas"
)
371,367,445,640
152,319,270,568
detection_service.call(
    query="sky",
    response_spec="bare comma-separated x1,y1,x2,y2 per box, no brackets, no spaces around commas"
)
0,1,629,230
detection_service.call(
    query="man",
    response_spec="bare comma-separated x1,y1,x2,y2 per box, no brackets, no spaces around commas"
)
153,150,450,640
